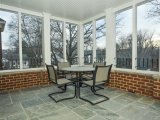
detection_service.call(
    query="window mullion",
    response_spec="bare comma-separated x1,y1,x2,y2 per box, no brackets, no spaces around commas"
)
43,13,51,65
93,20,96,63
132,5,137,70
78,23,84,65
63,22,67,62
19,12,23,69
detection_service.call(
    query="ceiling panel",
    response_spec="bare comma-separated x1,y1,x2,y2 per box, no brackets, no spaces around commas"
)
0,0,133,21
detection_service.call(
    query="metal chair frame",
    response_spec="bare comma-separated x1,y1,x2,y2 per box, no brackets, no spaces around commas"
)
79,64,112,105
46,64,76,102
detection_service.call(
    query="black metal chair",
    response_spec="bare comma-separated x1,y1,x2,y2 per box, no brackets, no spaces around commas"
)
79,64,112,105
46,64,76,102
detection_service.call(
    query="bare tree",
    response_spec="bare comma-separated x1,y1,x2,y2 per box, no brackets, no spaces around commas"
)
50,20,63,65
147,0,160,22
21,14,42,59
7,14,42,68
66,23,78,65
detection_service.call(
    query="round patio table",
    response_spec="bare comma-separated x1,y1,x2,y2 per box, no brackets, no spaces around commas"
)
61,66,95,98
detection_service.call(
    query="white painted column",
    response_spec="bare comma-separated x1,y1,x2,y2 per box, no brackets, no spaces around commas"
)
43,12,51,65
93,20,96,63
63,22,67,62
132,5,137,70
18,11,23,69
78,23,84,65
105,8,116,66
159,46,160,73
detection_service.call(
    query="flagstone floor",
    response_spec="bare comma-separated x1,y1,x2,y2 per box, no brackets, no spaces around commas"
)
0,85,160,120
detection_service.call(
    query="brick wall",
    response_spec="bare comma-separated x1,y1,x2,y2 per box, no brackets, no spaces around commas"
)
153,80,160,99
0,70,51,91
108,70,160,99
0,69,159,99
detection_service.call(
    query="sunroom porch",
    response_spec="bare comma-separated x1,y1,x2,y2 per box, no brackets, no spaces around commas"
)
0,0,160,119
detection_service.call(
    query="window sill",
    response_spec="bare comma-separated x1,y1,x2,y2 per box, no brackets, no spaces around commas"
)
112,68,159,80
0,68,45,75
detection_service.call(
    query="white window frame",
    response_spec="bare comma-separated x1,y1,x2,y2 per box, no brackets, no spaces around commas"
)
0,0,159,74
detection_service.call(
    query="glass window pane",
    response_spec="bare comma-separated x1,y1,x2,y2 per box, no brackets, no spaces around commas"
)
0,10,19,70
96,17,106,63
21,14,43,68
84,22,93,65
50,20,63,65
137,0,160,71
116,8,132,69
66,23,78,65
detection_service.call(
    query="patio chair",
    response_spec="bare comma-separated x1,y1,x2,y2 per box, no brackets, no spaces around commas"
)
57,62,73,79
46,64,76,102
79,64,112,105
82,61,106,80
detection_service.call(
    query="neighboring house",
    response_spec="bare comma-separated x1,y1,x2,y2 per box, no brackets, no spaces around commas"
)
2,52,29,69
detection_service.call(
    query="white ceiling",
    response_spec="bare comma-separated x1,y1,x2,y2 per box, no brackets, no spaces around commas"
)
0,0,133,21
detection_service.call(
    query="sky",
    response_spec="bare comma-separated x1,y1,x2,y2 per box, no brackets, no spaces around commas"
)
96,18,106,49
0,11,17,49
116,1,160,46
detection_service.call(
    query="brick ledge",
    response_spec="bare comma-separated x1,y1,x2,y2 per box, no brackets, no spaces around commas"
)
0,68,45,75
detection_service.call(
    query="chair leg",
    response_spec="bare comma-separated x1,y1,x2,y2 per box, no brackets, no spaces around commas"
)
95,86,104,91
79,86,109,105
48,84,76,103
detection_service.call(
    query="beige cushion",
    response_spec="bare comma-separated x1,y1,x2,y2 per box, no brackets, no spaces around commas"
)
58,62,70,70
83,80,105,86
95,67,109,82
57,78,72,85
82,74,93,79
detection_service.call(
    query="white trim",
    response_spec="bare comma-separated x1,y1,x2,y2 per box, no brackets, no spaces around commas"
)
112,0,147,12
43,12,51,65
0,0,159,74
18,11,23,69
105,8,116,66
132,5,137,70
78,23,84,65
82,13,105,24
0,4,43,17
113,68,159,76
159,47,160,73
93,20,96,62
0,68,45,74
50,16,79,25
63,22,67,62
0,3,79,24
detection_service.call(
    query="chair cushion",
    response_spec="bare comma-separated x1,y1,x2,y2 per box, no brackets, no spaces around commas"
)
57,78,72,85
82,74,93,80
83,80,105,86
83,80,93,86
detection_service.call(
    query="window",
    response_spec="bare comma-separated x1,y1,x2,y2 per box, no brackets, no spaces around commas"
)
66,23,78,65
21,14,43,68
0,10,19,70
116,8,132,69
96,17,106,62
50,20,63,65
137,0,159,71
84,22,93,65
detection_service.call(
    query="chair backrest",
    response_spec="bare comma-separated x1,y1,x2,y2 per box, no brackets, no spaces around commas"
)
46,64,57,84
93,64,112,85
58,62,70,70
93,62,106,67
